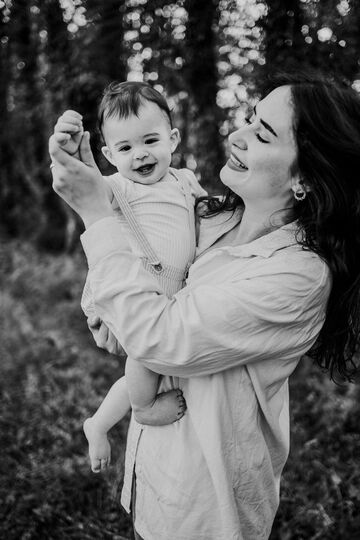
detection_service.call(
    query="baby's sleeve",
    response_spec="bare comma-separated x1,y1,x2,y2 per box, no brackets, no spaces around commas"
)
180,169,208,199
103,172,136,209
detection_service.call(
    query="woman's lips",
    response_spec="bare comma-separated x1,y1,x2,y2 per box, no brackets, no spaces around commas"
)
227,153,248,172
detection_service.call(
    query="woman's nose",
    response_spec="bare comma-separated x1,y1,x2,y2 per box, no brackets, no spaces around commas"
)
228,128,247,150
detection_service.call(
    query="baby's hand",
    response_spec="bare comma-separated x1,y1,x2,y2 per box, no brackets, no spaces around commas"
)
83,418,111,473
53,110,84,158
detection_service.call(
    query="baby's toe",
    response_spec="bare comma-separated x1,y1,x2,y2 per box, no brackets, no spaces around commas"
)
178,398,187,416
100,458,108,470
91,458,101,473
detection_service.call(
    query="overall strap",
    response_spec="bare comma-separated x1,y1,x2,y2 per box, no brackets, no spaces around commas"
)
107,177,163,272
169,169,196,273
169,169,196,237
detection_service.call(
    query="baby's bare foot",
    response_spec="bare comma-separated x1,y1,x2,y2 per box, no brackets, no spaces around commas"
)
133,389,187,426
83,417,111,473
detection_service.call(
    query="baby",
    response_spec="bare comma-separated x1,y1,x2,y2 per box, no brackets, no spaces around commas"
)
54,81,206,473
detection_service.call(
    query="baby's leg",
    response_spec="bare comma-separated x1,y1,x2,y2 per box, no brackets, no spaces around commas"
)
126,358,186,425
83,376,131,473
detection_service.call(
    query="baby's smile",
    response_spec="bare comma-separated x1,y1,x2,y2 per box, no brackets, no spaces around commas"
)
134,163,157,176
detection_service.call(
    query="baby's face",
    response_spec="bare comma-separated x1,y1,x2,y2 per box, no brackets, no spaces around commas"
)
101,102,179,185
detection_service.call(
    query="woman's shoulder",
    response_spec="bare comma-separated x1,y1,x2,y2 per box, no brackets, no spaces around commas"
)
273,238,331,294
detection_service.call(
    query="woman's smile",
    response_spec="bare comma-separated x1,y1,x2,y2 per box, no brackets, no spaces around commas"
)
228,153,248,172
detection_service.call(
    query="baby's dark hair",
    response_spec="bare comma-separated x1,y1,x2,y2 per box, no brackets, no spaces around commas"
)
98,81,172,136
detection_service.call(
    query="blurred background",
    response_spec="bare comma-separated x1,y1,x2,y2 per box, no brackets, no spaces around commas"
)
1,1,360,538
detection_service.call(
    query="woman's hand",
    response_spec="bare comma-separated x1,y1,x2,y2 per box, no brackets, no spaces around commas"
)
88,316,126,356
49,129,113,228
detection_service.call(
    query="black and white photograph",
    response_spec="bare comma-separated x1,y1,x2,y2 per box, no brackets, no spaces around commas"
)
1,1,360,539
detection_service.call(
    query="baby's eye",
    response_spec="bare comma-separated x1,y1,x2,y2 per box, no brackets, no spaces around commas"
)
145,138,159,144
119,145,131,152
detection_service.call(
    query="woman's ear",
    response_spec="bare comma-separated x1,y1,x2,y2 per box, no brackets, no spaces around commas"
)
170,128,181,153
101,146,116,167
291,176,311,193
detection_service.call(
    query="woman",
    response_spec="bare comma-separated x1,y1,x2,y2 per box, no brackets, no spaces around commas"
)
49,74,360,540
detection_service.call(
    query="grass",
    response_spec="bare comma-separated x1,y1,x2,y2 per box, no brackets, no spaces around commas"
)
270,365,360,540
1,239,359,539
0,240,131,539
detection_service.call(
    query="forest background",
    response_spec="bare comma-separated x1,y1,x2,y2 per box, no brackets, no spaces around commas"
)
1,1,360,539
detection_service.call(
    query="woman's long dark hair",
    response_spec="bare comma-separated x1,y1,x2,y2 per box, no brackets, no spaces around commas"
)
201,72,360,382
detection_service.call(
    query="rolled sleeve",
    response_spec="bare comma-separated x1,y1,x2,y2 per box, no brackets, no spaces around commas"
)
82,216,131,267
81,218,330,378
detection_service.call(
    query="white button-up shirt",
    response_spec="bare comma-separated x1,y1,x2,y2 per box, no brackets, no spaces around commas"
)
81,210,331,540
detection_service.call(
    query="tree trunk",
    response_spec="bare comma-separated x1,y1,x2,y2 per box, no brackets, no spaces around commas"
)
183,0,225,192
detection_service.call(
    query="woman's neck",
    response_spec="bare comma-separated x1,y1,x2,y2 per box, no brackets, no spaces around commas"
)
234,205,293,245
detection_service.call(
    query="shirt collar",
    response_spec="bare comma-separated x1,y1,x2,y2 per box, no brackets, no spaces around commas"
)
198,210,300,259
229,221,299,258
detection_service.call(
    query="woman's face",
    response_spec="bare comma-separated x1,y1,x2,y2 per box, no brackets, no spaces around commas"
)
220,85,298,209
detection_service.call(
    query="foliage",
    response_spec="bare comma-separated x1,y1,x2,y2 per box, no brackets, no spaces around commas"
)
0,240,131,539
1,239,359,538
256,0,360,92
270,363,360,540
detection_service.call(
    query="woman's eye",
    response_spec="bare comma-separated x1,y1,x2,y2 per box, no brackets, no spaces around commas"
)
244,114,269,143
256,134,269,144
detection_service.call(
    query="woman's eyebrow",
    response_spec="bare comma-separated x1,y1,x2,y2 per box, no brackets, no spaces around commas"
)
254,105,278,137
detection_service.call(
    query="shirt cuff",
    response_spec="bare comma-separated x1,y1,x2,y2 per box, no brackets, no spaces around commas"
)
81,216,131,268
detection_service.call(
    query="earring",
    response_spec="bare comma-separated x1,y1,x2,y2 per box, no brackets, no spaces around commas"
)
292,183,307,201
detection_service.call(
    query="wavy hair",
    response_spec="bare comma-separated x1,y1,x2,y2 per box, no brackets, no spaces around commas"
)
200,72,360,381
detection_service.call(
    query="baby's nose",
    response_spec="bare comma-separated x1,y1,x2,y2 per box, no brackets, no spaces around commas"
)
134,147,149,160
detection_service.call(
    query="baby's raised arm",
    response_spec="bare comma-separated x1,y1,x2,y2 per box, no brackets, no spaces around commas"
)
53,110,84,158
52,111,113,202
